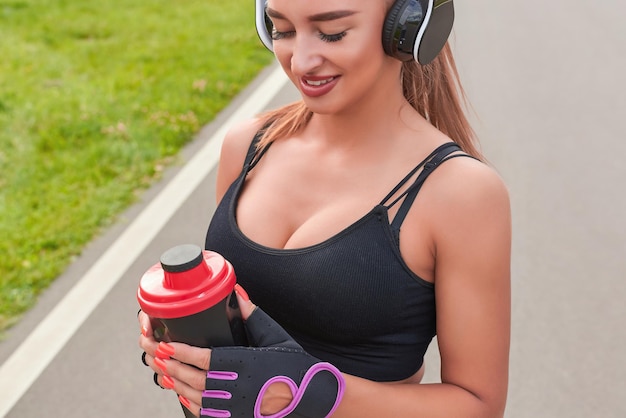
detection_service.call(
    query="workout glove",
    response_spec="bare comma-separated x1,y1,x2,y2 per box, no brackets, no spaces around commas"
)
201,307,345,418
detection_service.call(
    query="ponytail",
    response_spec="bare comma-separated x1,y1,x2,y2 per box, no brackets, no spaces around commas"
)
401,43,482,159
257,42,481,159
256,101,312,149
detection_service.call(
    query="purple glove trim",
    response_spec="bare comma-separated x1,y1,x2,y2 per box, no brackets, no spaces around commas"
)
254,378,298,418
200,407,232,418
253,362,346,418
202,372,238,417
203,390,232,400
207,371,238,380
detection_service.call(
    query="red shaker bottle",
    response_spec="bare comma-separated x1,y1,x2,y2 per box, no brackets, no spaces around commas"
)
137,244,247,417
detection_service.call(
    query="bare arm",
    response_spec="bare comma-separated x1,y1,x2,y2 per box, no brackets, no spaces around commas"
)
332,160,511,417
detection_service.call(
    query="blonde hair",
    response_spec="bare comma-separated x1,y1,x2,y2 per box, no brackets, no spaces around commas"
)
256,42,481,159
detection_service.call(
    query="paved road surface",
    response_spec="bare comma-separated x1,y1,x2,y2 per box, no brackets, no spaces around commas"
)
1,1,625,417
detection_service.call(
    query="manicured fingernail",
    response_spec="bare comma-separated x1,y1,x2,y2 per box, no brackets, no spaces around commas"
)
234,284,250,302
158,342,175,356
141,326,148,337
162,375,175,389
154,357,168,373
155,346,172,359
178,395,191,409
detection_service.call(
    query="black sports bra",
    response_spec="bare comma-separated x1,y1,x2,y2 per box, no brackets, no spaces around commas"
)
205,133,474,381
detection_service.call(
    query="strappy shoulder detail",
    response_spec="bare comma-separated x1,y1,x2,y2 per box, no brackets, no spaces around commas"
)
383,142,479,236
379,142,459,207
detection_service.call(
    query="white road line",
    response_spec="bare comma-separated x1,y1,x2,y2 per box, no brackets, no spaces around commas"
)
0,65,289,417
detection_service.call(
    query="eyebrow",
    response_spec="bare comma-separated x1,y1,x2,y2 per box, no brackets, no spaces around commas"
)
266,8,357,22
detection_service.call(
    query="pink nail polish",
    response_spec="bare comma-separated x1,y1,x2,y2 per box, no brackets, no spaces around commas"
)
155,346,171,359
234,284,250,302
162,375,175,389
158,342,175,356
154,357,168,373
178,395,191,409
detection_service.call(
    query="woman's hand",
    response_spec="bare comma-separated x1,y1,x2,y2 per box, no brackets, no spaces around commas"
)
138,284,296,417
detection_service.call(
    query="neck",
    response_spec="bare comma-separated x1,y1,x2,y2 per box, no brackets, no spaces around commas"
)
306,80,414,151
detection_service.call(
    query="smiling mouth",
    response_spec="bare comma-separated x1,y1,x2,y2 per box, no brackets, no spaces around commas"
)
304,77,336,86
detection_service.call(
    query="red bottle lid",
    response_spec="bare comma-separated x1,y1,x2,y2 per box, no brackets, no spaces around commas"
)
137,244,236,319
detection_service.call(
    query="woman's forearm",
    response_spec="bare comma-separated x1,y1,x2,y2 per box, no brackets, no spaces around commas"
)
333,374,505,418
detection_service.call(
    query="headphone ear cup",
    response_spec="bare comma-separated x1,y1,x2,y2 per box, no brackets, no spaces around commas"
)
256,0,274,51
416,0,454,65
382,0,414,61
382,0,454,64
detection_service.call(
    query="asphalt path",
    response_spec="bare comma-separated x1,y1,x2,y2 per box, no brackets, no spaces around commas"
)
1,1,625,417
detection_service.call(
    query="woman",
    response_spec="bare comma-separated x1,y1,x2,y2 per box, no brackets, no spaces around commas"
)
139,0,511,416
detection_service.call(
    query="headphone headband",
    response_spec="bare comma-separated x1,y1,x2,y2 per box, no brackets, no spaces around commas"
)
254,0,454,65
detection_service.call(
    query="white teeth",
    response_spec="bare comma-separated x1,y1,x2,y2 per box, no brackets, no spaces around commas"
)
305,77,334,86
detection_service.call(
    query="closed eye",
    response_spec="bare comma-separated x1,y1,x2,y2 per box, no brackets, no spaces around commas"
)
271,29,295,40
272,30,347,43
319,31,346,42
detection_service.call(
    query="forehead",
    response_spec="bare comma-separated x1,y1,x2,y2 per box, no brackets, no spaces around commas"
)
266,0,385,18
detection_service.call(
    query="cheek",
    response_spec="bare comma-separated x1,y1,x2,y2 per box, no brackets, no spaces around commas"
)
273,45,293,73
342,35,387,71
346,28,386,62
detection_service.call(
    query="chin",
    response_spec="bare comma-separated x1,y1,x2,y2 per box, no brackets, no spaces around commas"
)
299,95,353,116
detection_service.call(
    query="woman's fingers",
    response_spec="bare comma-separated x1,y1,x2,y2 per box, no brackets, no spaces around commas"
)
157,342,212,382
138,286,257,418
138,310,153,337
138,310,170,341
151,356,204,408
139,332,159,358
144,352,171,392
234,283,257,319
154,349,207,390
179,394,201,418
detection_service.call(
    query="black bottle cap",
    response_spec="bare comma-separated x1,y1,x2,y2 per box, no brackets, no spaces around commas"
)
160,244,204,273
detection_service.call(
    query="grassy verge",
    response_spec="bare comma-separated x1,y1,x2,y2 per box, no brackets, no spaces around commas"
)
0,0,273,332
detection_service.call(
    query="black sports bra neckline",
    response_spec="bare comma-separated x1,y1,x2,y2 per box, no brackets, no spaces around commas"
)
229,192,393,255
232,139,466,255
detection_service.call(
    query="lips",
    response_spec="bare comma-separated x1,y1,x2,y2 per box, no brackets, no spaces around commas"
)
299,75,340,98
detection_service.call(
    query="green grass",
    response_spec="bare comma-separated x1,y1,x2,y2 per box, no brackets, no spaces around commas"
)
0,0,274,332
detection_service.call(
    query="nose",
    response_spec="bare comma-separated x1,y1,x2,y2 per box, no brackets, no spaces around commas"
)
290,34,324,76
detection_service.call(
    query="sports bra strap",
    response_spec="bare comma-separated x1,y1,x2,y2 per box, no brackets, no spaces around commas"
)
242,133,477,238
380,143,458,206
388,143,477,234
244,127,274,171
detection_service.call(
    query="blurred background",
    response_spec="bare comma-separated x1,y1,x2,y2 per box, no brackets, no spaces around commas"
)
0,0,625,417
441,1,626,416
0,0,272,333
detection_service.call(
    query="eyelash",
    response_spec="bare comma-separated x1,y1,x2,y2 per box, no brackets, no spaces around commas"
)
271,29,347,43
320,32,346,42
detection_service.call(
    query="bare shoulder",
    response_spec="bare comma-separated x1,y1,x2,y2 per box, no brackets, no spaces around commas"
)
215,117,266,202
422,154,511,248
429,155,510,220
219,117,266,169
